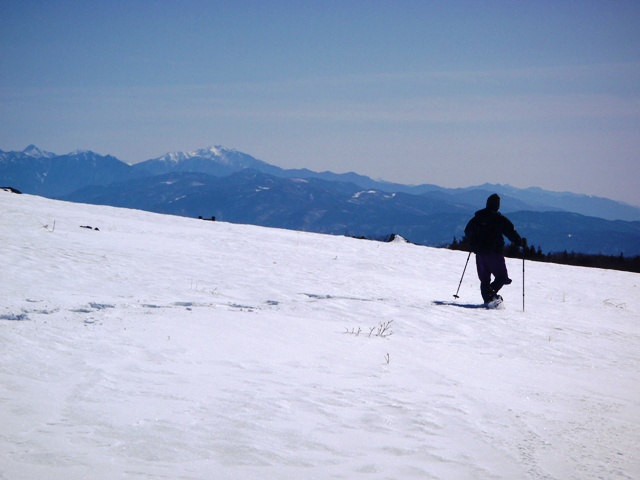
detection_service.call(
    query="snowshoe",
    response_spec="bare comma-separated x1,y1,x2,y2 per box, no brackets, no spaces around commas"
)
485,295,504,309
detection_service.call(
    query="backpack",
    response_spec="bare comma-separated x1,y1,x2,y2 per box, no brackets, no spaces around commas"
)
465,212,500,253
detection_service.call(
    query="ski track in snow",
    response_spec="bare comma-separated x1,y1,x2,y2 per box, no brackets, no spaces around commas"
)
1,191,639,480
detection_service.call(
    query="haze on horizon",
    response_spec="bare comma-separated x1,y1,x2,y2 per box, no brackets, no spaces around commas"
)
1,1,639,206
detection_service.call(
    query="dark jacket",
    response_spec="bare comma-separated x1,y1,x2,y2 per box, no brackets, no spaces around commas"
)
464,208,521,254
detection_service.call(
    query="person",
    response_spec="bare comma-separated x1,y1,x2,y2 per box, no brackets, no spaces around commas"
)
464,193,525,304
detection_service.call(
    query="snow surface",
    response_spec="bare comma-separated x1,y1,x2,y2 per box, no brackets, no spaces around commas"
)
2,191,639,480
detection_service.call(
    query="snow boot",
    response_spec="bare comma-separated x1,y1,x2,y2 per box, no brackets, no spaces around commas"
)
486,295,504,309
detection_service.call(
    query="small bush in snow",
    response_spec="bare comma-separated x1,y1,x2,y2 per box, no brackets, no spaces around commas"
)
344,320,393,338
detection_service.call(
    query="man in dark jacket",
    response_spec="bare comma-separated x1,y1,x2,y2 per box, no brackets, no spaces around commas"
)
464,194,524,304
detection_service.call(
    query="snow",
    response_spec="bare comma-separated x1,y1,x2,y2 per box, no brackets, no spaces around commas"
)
158,151,191,164
22,145,52,158
158,146,232,165
352,191,395,200
2,191,639,480
353,190,379,198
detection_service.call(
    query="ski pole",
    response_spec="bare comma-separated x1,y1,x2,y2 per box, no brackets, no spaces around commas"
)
453,251,472,299
522,253,525,312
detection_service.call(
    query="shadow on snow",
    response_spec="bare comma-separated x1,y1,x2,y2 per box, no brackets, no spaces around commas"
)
432,300,488,310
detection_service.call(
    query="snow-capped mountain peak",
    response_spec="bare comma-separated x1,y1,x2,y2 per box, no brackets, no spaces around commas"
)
135,145,283,177
154,146,230,164
156,151,191,164
191,145,232,157
22,145,55,158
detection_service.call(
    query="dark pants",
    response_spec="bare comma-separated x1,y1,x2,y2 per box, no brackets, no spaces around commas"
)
475,253,512,302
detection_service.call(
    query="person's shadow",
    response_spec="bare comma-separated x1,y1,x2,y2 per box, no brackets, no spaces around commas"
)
432,300,487,309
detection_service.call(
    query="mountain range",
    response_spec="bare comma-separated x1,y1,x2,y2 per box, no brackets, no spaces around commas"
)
2,145,640,256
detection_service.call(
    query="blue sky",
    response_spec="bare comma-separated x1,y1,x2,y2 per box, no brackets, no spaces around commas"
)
2,0,639,205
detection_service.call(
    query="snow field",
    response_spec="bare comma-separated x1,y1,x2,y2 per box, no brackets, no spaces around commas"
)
1,191,639,479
